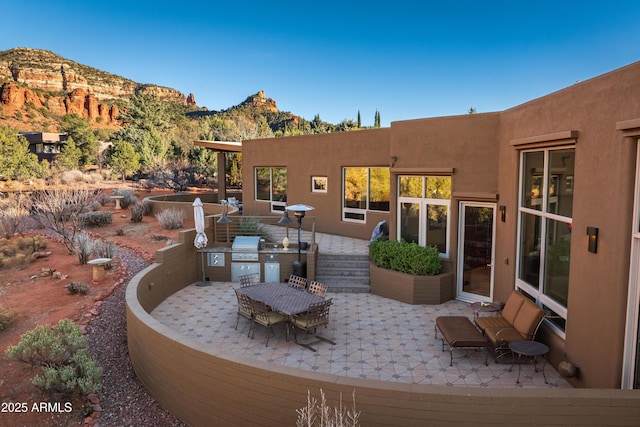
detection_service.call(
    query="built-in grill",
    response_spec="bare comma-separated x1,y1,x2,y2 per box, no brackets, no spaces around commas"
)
231,236,261,281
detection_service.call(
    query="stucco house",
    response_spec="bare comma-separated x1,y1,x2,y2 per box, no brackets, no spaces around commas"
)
240,60,640,389
19,131,68,162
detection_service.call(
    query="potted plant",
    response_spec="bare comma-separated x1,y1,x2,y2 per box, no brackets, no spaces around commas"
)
368,239,454,304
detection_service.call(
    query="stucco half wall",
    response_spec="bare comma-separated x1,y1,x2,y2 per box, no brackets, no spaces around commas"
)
126,234,640,426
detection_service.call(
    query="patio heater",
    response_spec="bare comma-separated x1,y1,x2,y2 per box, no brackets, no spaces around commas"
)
286,204,314,278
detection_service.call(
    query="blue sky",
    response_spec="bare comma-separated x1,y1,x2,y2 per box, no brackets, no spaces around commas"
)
3,1,640,127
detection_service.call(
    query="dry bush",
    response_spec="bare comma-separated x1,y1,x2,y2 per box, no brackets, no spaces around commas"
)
296,389,360,427
156,208,185,230
0,193,32,238
0,235,47,269
0,304,17,331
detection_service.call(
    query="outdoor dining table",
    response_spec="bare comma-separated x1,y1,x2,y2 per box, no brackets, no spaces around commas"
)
235,282,324,316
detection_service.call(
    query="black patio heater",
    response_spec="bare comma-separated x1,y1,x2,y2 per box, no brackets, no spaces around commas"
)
286,204,314,278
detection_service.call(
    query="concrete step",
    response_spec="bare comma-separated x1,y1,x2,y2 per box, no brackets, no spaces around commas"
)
316,254,370,293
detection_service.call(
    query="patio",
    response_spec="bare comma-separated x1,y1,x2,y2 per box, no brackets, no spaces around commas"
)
152,282,571,389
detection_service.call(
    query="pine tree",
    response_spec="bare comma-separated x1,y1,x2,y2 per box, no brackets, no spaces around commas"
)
374,110,381,128
357,110,361,128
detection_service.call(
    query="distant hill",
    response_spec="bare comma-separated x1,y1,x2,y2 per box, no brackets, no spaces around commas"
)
0,47,194,130
0,47,334,135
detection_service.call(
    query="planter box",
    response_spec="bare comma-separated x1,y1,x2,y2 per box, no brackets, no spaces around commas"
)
369,262,454,304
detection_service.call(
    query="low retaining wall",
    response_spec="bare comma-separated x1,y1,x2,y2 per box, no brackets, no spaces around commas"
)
369,262,454,304
125,232,640,426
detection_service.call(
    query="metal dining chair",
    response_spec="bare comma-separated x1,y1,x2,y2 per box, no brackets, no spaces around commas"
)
307,280,328,298
288,274,307,290
249,299,288,347
239,273,260,287
234,289,254,335
290,298,335,351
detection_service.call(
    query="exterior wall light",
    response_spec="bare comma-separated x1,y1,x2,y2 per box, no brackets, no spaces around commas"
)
587,226,599,253
499,205,506,222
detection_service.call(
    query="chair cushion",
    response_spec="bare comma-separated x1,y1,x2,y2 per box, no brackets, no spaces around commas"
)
292,316,327,329
474,316,511,334
501,291,525,325
513,299,545,340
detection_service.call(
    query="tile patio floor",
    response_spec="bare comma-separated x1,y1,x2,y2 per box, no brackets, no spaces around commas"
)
151,231,571,389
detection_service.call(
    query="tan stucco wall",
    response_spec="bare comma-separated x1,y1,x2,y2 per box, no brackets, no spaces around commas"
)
495,62,640,388
242,128,392,240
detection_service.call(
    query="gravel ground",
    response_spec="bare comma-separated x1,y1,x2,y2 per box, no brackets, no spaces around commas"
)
86,247,187,427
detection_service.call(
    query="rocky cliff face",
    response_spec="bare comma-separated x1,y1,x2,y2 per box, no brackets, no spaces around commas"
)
0,47,190,129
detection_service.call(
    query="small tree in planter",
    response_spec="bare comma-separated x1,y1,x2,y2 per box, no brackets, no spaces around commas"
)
369,239,452,304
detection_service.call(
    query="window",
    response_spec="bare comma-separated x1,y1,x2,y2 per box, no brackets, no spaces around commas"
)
517,148,575,333
397,176,451,256
342,167,390,222
255,167,287,212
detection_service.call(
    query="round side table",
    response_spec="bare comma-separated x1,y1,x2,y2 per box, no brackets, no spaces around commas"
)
470,301,502,317
509,340,549,384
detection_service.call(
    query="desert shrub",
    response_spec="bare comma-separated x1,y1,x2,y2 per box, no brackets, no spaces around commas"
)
92,240,116,269
156,208,185,230
235,217,274,242
89,200,101,212
0,304,17,331
5,319,102,395
66,281,90,295
130,202,145,223
73,233,94,264
0,235,47,269
79,211,112,228
296,389,360,427
0,193,31,238
59,170,85,184
369,239,441,275
140,199,152,216
96,193,112,206
111,189,137,209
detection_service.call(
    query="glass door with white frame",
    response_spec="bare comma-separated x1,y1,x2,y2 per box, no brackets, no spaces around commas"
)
457,202,496,302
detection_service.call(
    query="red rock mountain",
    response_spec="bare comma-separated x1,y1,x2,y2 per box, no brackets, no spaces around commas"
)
0,47,193,130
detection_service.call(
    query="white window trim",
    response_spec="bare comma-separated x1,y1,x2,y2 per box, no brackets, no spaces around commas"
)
515,146,574,338
341,167,389,223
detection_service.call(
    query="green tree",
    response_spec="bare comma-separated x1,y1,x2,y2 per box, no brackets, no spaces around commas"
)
0,126,44,180
55,136,82,171
60,114,100,164
467,106,477,114
108,139,140,180
374,110,381,128
112,94,176,170
357,110,361,128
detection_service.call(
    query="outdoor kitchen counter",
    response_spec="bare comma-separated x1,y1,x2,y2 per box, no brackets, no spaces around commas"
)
198,247,308,254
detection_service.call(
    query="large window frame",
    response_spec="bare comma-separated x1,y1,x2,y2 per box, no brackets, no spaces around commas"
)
255,167,287,213
397,175,451,258
516,146,575,336
342,167,390,223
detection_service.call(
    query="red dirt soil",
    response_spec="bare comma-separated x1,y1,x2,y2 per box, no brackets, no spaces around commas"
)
0,188,194,426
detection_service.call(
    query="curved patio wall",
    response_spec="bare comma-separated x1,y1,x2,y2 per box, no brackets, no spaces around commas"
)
145,193,237,221
126,234,640,426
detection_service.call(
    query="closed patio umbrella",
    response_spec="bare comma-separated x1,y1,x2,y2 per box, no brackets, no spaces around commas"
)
193,198,210,286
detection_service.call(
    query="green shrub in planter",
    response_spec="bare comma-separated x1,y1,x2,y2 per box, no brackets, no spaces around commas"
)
369,239,441,275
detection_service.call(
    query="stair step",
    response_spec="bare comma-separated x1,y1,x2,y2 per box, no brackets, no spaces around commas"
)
316,253,370,293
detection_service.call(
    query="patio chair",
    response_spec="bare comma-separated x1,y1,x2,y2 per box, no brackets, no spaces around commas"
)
239,273,260,287
234,289,254,335
307,280,327,298
288,274,307,290
250,299,288,347
291,298,335,351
